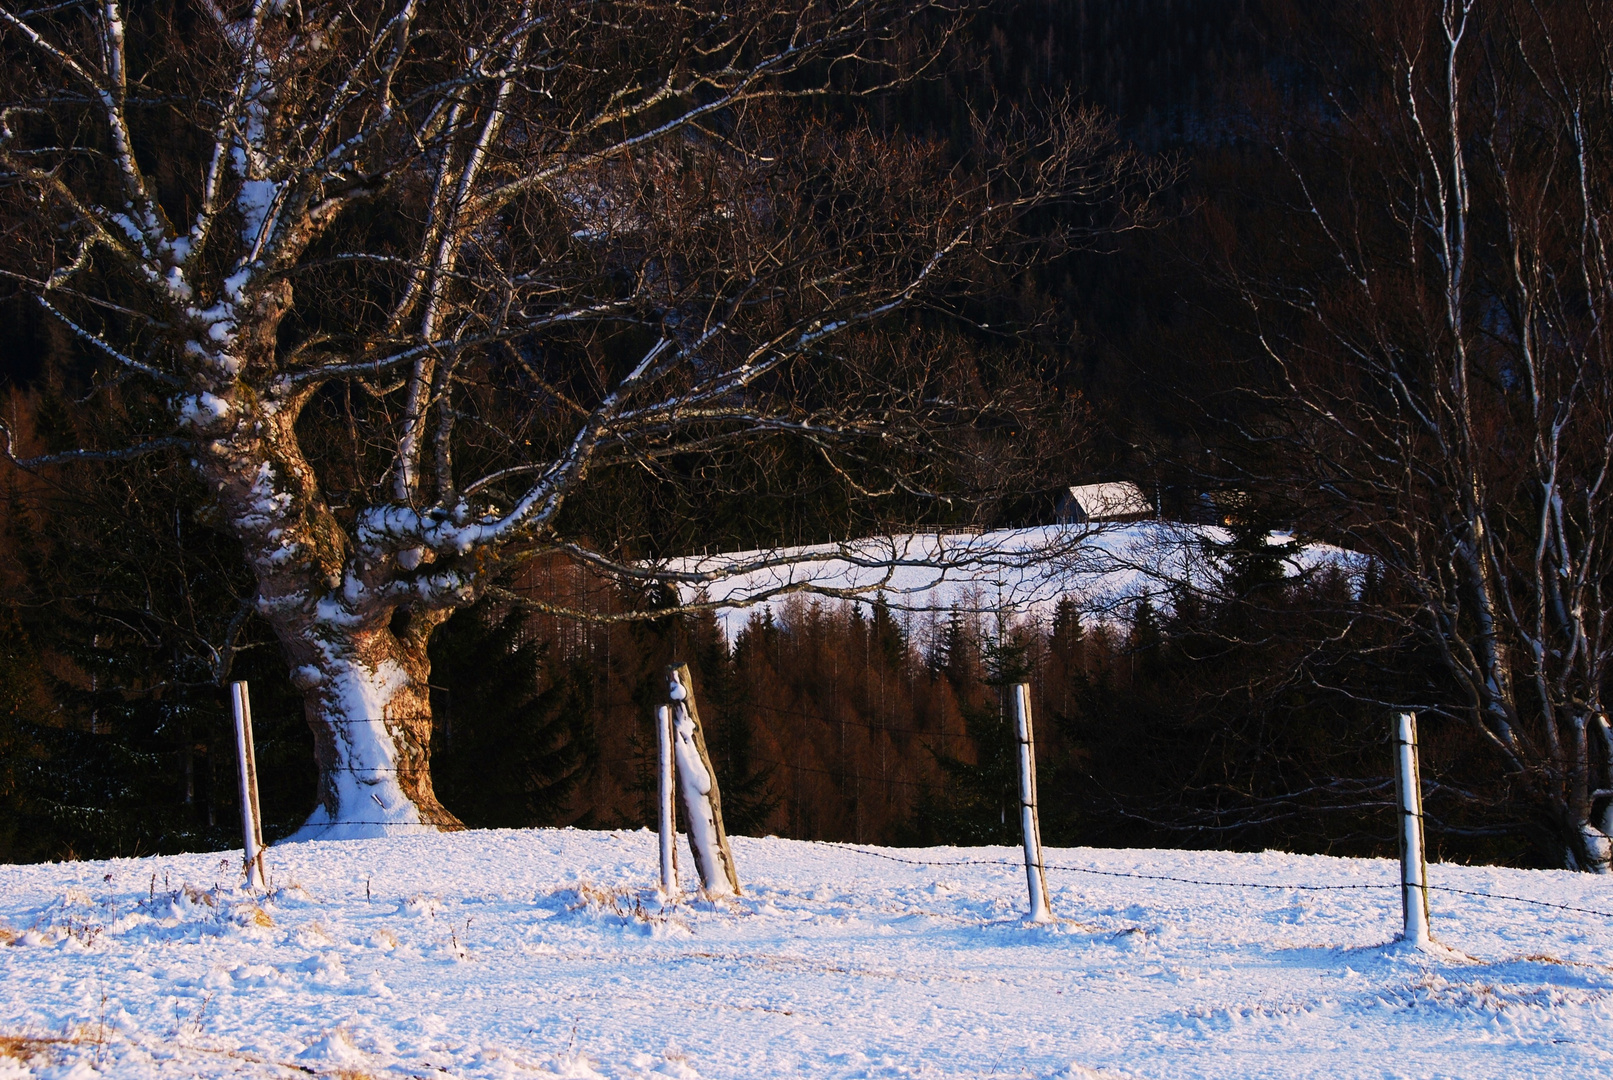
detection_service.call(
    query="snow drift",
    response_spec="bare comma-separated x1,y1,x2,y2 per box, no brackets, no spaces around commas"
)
0,829,1606,1079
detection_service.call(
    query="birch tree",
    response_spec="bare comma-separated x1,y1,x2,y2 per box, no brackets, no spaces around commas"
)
0,1,1136,837
1229,0,1613,868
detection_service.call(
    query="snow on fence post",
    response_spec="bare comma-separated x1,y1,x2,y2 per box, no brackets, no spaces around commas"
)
231,680,267,890
1012,683,1052,923
1394,711,1431,947
656,704,679,898
666,664,740,896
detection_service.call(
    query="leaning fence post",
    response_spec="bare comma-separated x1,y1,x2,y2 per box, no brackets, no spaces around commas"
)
230,680,267,890
1012,683,1052,923
1394,711,1430,947
666,664,740,897
656,704,679,898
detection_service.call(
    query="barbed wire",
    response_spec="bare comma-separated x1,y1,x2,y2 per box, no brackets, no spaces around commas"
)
239,710,1613,920
263,824,448,831
1423,885,1613,919
241,823,1613,918
829,845,1396,891
262,819,452,829
596,751,935,791
826,844,1613,915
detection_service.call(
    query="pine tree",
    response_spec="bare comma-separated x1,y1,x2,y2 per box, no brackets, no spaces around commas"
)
428,605,596,828
1125,598,1164,683
870,594,906,672
938,608,979,689
903,620,1029,845
0,388,312,861
0,612,57,862
683,608,779,836
1050,598,1085,667
1201,513,1300,601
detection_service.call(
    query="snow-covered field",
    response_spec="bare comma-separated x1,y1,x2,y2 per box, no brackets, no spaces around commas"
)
666,524,1355,638
2,830,1610,1079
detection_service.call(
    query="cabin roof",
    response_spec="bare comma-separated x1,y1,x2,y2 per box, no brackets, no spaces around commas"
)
1062,481,1153,520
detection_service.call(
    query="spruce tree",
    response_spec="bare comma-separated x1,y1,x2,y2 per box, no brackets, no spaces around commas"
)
428,604,596,828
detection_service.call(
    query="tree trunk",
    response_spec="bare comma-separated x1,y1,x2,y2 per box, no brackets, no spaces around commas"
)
181,369,468,840
282,612,463,840
1564,713,1599,871
1560,717,1613,872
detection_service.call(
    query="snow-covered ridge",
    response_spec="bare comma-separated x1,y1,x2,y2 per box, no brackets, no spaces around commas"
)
667,522,1355,638
0,829,1604,1079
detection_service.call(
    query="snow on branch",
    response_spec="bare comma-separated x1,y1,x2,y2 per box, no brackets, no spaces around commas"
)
0,423,189,469
31,296,182,387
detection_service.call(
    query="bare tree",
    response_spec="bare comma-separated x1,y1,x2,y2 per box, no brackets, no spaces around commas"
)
1222,0,1613,868
0,1,1141,837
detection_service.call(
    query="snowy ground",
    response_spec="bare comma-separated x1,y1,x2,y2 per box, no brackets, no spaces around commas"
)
665,523,1356,638
2,830,1611,1079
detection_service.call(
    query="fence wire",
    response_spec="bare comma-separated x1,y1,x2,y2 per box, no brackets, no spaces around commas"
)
245,825,1613,918
827,843,1613,917
243,708,1613,920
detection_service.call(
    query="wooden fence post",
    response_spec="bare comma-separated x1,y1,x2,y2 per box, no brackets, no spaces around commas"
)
1394,711,1430,947
666,664,740,896
231,680,266,890
1012,683,1052,923
656,704,679,898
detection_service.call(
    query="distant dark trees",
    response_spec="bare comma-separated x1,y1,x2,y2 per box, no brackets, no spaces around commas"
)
0,387,310,862
431,556,1484,863
0,472,1544,867
1167,0,1613,870
427,607,594,829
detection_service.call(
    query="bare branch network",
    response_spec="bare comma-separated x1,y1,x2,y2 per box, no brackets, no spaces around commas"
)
1211,0,1613,869
0,0,1149,833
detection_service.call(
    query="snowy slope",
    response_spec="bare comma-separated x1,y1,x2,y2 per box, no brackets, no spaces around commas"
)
665,524,1355,638
2,830,1610,1079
